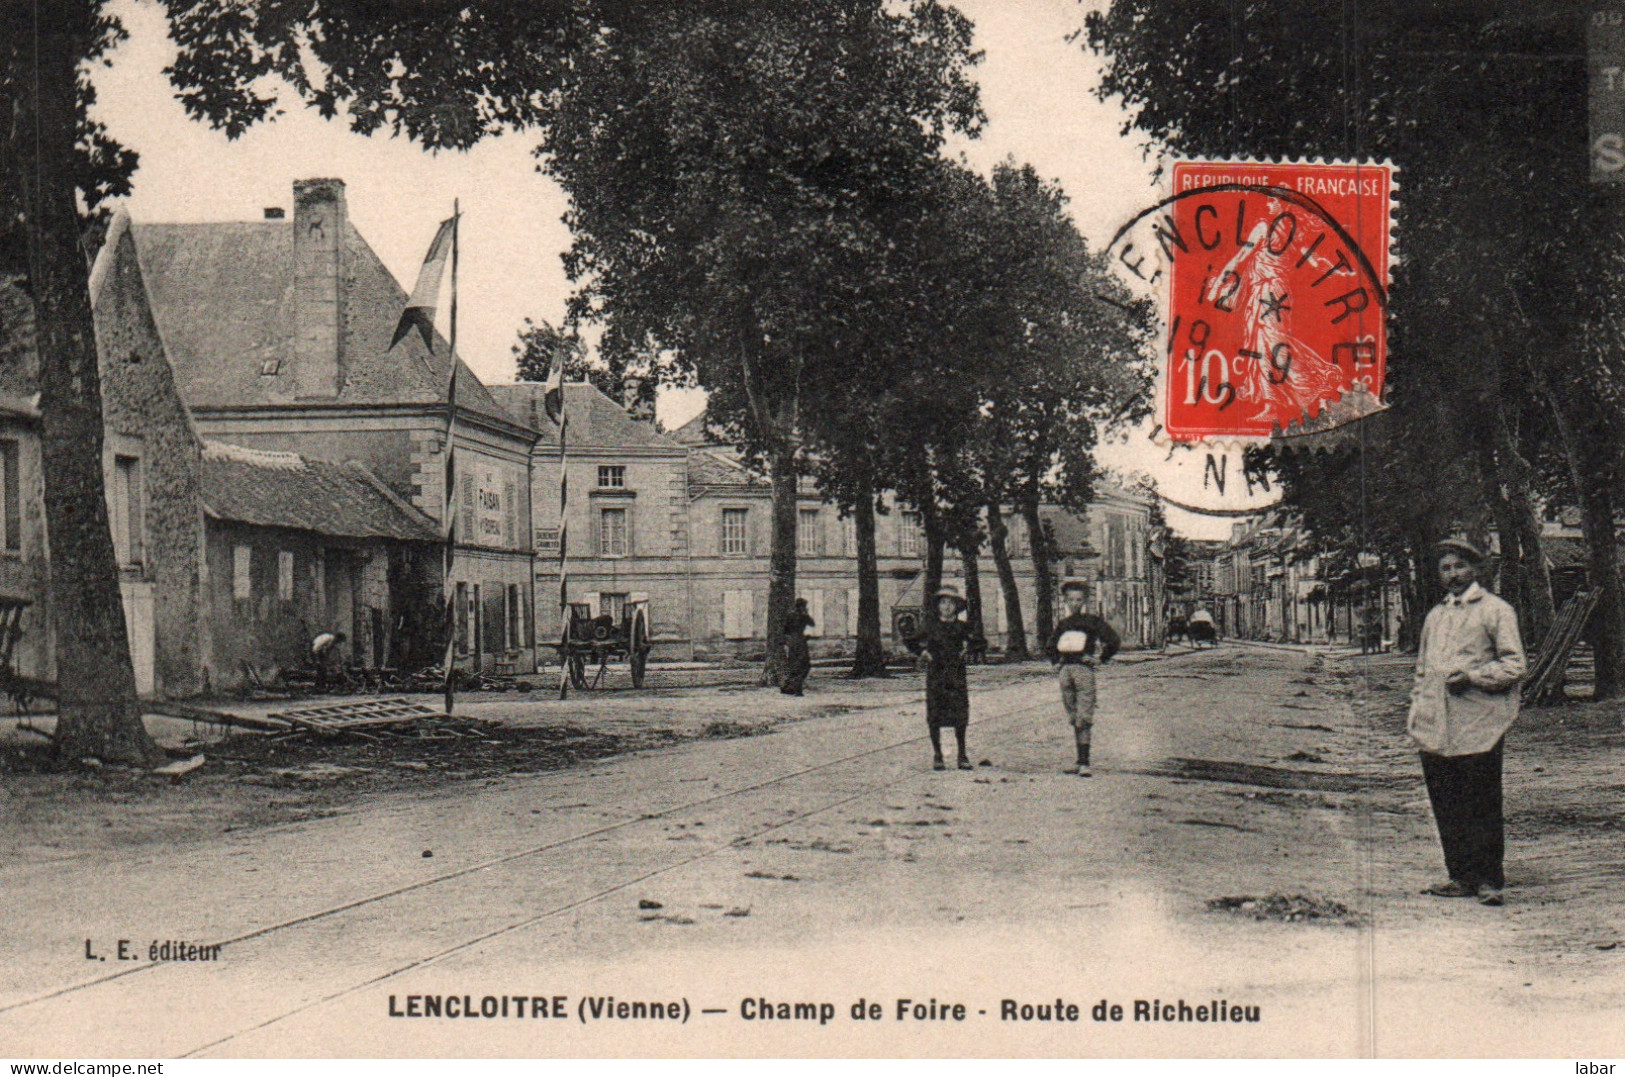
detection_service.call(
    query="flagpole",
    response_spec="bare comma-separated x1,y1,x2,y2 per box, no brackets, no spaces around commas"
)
441,201,461,714
556,361,570,701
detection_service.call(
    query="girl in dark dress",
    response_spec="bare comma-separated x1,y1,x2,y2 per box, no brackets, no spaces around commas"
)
781,597,814,696
921,586,973,770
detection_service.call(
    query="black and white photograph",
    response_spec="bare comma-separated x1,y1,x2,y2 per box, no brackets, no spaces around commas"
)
0,0,1621,1061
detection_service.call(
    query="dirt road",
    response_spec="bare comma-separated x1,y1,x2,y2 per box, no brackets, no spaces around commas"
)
1,645,1620,1058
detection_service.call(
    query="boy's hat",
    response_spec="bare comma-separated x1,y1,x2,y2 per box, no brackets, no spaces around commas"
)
1435,537,1486,565
1060,578,1089,595
934,585,967,608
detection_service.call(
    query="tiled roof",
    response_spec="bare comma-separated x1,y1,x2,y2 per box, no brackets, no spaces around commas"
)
200,442,438,542
488,381,680,450
130,222,522,430
688,448,766,490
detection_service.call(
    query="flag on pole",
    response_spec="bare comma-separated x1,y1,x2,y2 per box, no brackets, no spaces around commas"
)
391,207,464,712
391,215,456,352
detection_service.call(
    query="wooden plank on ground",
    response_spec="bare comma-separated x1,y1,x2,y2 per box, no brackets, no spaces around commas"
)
144,700,291,732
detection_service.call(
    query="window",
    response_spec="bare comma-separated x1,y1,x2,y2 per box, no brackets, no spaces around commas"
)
599,507,628,557
601,592,627,624
507,584,522,650
277,550,294,602
111,455,143,567
233,545,252,601
841,514,856,558
899,511,922,557
798,509,822,556
0,439,18,552
535,527,561,555
597,465,626,489
721,508,749,555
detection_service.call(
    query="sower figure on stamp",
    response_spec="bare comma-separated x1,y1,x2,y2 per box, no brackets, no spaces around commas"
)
780,597,814,697
1408,539,1526,907
920,586,973,771
1048,580,1120,777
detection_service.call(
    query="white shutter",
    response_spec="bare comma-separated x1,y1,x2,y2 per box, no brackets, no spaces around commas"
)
724,590,753,639
995,587,1008,633
806,590,824,638
846,587,860,637
583,591,600,616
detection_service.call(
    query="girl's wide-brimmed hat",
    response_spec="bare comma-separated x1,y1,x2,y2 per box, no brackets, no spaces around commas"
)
1435,537,1487,565
934,585,967,609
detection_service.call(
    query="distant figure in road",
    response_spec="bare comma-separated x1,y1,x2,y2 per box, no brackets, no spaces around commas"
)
1163,607,1189,649
1408,538,1526,907
1188,604,1217,648
1047,580,1121,777
921,585,973,771
311,630,347,692
781,598,814,697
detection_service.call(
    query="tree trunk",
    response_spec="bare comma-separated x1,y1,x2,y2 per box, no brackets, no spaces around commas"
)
13,6,160,768
1021,494,1055,646
959,541,984,642
759,443,797,687
987,501,1027,658
920,498,946,627
1536,373,1625,699
848,470,887,678
1477,416,1554,647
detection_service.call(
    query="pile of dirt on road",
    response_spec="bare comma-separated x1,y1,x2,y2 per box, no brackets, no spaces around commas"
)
1207,892,1365,927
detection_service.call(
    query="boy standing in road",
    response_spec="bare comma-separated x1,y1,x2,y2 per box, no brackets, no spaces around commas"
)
1048,580,1121,776
1409,538,1526,907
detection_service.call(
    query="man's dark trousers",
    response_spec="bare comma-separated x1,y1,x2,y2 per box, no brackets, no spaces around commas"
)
1419,739,1505,889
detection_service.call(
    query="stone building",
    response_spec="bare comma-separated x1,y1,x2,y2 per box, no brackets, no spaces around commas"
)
124,178,540,676
199,442,439,690
502,389,1157,658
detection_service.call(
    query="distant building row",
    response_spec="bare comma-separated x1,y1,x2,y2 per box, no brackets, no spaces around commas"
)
4,177,1159,696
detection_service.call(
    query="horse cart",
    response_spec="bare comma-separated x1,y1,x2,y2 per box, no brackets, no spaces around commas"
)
555,599,653,690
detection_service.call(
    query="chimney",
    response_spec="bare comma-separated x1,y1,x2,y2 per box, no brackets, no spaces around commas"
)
622,373,655,423
291,178,346,398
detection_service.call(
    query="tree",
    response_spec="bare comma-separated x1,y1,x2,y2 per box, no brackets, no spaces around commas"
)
1087,2,1621,684
0,1,161,766
965,163,1153,646
542,0,981,684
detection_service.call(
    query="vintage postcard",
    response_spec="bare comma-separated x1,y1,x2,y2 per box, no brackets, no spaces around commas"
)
0,0,1620,1062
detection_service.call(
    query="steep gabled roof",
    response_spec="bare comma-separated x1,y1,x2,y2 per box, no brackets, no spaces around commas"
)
488,381,680,451
200,442,438,542
130,222,522,431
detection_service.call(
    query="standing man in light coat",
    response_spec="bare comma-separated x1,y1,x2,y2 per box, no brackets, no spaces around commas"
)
1408,538,1527,906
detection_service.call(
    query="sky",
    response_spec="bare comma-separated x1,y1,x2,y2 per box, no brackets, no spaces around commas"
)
88,0,1273,538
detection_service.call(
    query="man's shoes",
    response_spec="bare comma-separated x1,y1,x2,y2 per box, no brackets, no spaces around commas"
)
932,755,946,771
957,756,974,770
1075,762,1092,777
1476,884,1504,906
1422,880,1476,898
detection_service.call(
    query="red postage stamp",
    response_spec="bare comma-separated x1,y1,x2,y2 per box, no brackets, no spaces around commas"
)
1147,160,1394,443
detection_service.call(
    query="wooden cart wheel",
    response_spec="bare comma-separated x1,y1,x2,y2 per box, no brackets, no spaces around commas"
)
630,608,650,689
567,651,588,690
